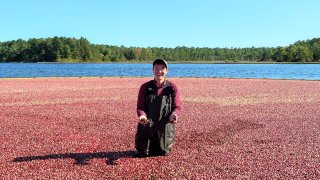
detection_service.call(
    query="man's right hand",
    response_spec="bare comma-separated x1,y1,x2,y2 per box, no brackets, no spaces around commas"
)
138,115,149,125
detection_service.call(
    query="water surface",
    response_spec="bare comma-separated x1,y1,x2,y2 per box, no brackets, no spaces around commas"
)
0,63,319,80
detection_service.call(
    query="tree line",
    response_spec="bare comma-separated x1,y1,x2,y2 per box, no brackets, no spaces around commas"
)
1,36,320,63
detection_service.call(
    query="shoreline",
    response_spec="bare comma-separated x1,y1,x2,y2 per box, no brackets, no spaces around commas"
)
2,61,320,64
1,76,319,81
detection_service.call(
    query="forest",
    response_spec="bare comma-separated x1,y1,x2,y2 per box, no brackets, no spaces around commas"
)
0,36,320,63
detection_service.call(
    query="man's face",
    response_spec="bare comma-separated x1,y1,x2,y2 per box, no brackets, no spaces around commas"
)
153,64,167,81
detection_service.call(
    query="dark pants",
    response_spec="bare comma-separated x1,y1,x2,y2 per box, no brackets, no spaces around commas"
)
135,121,175,156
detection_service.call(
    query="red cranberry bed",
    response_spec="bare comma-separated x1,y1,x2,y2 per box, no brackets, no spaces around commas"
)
0,77,319,179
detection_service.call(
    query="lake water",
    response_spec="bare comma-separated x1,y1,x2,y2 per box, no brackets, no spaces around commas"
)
0,63,319,80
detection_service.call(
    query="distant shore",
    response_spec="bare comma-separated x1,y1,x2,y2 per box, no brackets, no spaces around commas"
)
2,61,320,64
1,76,319,82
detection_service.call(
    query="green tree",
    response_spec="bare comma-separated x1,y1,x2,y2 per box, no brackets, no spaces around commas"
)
294,46,313,62
124,48,136,60
311,41,320,61
141,48,153,61
79,37,92,61
273,47,288,62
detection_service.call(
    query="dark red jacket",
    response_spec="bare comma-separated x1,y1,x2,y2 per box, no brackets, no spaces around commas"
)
137,79,181,118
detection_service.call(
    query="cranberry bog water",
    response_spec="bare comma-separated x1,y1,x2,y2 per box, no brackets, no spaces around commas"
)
1,77,319,179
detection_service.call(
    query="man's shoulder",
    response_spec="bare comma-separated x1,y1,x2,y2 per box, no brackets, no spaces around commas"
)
166,80,180,94
167,80,178,89
140,80,154,90
141,80,153,86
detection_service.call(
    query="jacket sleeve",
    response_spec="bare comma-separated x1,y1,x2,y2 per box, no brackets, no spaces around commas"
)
137,83,147,117
171,82,181,116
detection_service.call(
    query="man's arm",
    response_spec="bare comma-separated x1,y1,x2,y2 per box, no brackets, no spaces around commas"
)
137,83,147,117
170,82,181,123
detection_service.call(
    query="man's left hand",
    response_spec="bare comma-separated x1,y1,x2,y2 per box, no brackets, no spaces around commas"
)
169,114,178,123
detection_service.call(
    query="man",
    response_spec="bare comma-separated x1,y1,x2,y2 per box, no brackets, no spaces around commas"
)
135,58,181,157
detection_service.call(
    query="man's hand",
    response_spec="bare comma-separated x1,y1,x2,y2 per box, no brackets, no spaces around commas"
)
169,114,178,123
138,115,149,125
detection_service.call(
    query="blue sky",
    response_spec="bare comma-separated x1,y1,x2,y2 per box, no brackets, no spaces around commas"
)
1,0,320,48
